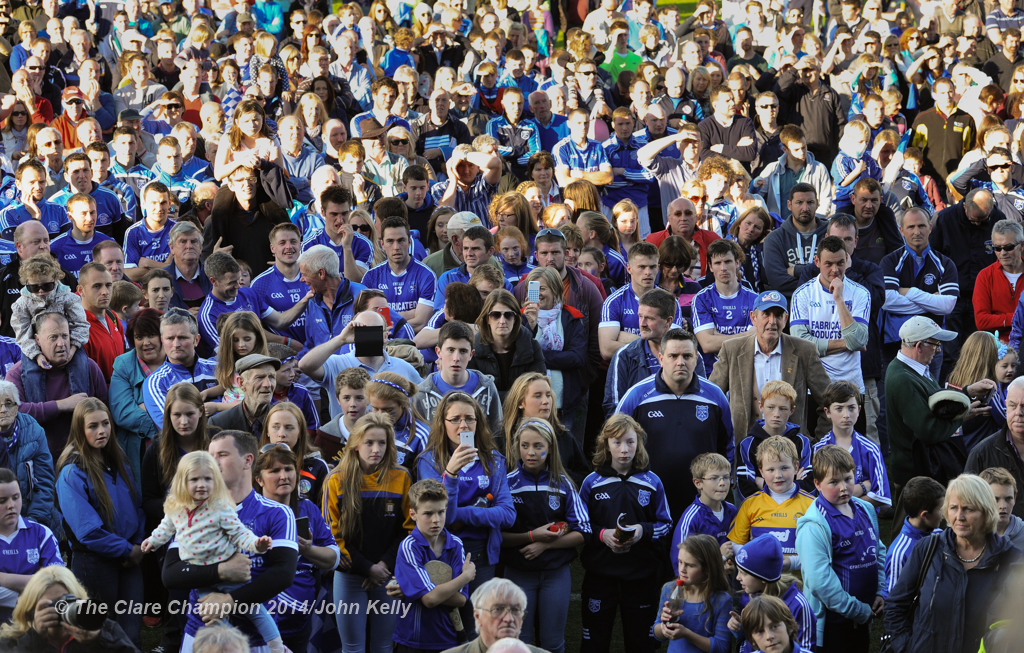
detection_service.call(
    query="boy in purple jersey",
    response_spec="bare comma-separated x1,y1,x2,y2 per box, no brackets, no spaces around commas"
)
796,446,887,653
692,239,758,374
669,452,738,568
252,223,308,345
362,217,437,332
393,479,476,653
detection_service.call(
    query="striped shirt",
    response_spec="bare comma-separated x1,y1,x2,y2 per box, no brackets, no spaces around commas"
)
429,174,498,228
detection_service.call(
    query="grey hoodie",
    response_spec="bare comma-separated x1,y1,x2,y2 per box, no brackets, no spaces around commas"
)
412,371,503,438
1002,514,1024,550
761,216,828,297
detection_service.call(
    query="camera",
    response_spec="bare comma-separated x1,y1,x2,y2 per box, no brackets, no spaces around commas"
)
54,594,106,631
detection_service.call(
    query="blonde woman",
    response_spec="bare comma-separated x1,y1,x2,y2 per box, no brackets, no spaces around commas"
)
294,91,329,152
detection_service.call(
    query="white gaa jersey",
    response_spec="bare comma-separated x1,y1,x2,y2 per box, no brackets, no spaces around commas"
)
791,276,870,392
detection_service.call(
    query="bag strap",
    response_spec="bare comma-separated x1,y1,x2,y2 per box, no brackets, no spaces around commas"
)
911,533,942,598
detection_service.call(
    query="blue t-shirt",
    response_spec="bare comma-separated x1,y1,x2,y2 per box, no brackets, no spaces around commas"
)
197,287,272,352
50,184,126,230
123,219,175,268
552,136,610,173
251,265,308,343
654,588,732,653
301,229,375,276
0,199,68,240
0,517,63,609
49,231,114,273
600,283,685,335
361,259,438,314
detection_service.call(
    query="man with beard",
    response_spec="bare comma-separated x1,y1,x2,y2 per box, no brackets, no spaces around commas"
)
762,183,826,298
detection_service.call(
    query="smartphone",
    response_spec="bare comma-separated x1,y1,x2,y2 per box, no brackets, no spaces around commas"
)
459,431,475,449
296,516,310,539
353,325,385,358
375,305,393,327
527,280,540,304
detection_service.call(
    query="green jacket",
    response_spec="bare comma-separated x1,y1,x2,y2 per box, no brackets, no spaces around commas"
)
884,357,965,486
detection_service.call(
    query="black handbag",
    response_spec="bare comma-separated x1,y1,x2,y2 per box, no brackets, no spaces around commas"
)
878,532,941,653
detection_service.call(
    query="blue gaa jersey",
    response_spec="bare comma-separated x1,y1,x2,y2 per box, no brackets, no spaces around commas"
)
790,276,871,392
251,265,308,343
601,283,685,335
301,228,375,276
110,161,156,199
883,518,939,597
552,136,611,174
669,496,738,568
0,199,68,240
271,498,339,638
394,418,430,470
813,431,892,507
504,464,591,571
811,495,884,624
50,184,126,231
361,259,438,314
603,244,628,289
615,374,734,510
0,335,20,376
99,174,139,222
123,219,175,269
691,283,757,372
0,516,63,610
197,287,273,353
394,528,468,651
143,357,218,428
180,490,298,648
49,231,114,274
879,245,959,344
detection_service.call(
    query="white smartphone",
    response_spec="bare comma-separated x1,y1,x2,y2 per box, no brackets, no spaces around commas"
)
527,280,540,304
459,431,475,449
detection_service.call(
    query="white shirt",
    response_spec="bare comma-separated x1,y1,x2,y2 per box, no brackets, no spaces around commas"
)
754,337,784,395
791,276,871,392
896,351,930,378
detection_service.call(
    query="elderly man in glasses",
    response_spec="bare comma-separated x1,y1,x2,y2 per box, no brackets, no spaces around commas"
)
441,579,545,653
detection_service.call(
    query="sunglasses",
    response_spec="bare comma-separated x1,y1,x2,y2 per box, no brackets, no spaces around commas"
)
488,310,517,321
260,442,292,454
352,223,372,234
65,99,83,105
992,243,1019,252
26,281,56,293
10,110,26,116
578,70,597,76
25,66,41,71
389,138,409,145
689,195,706,203
988,162,1012,171
537,227,566,240
166,103,182,110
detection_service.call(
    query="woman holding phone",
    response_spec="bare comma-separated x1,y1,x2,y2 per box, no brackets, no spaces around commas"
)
416,392,515,638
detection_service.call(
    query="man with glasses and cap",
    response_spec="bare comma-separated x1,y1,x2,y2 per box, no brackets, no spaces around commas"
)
360,117,408,198
887,316,995,498
710,289,831,444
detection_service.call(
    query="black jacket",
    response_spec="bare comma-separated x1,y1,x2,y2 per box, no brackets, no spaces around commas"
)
966,428,1024,518
202,186,290,278
772,68,846,165
0,620,139,652
469,327,546,400
930,201,1002,301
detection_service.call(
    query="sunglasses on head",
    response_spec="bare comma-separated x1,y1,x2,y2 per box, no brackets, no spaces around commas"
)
537,227,565,239
26,281,55,293
260,442,292,454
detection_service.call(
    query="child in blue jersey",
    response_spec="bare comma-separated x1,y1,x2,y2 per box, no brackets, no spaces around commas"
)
813,380,891,508
727,436,814,569
740,595,810,653
726,534,816,653
501,418,590,653
653,534,733,652
367,371,431,472
579,414,672,653
393,478,476,653
831,120,883,212
796,445,887,653
0,470,64,624
495,225,536,285
578,247,614,296
980,467,1024,550
315,368,369,466
737,381,813,500
670,453,738,568
415,391,515,639
882,475,943,597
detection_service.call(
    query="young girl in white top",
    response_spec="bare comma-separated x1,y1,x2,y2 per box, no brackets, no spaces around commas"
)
141,451,285,653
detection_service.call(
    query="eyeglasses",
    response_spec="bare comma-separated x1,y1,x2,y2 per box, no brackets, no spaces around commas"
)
10,110,26,116
991,243,1020,252
482,604,524,618
689,195,706,203
578,70,596,76
537,227,565,240
25,65,41,71
921,339,942,349
757,103,778,110
351,223,372,234
0,400,17,411
260,442,292,454
702,475,730,484
488,310,517,321
988,162,1012,171
389,138,409,145
26,281,56,293
445,416,477,425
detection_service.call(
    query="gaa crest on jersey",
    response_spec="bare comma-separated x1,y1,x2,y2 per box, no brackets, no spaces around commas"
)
26,548,38,564
1016,199,1024,211
695,405,708,422
638,489,651,506
924,273,935,286
588,599,601,613
299,478,312,495
549,495,560,510
478,475,490,489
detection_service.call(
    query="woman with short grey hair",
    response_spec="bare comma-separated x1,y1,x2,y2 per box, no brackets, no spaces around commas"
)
0,380,60,532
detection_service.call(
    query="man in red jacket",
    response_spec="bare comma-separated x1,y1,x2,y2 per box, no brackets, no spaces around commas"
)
79,261,125,378
646,196,720,277
974,219,1024,343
